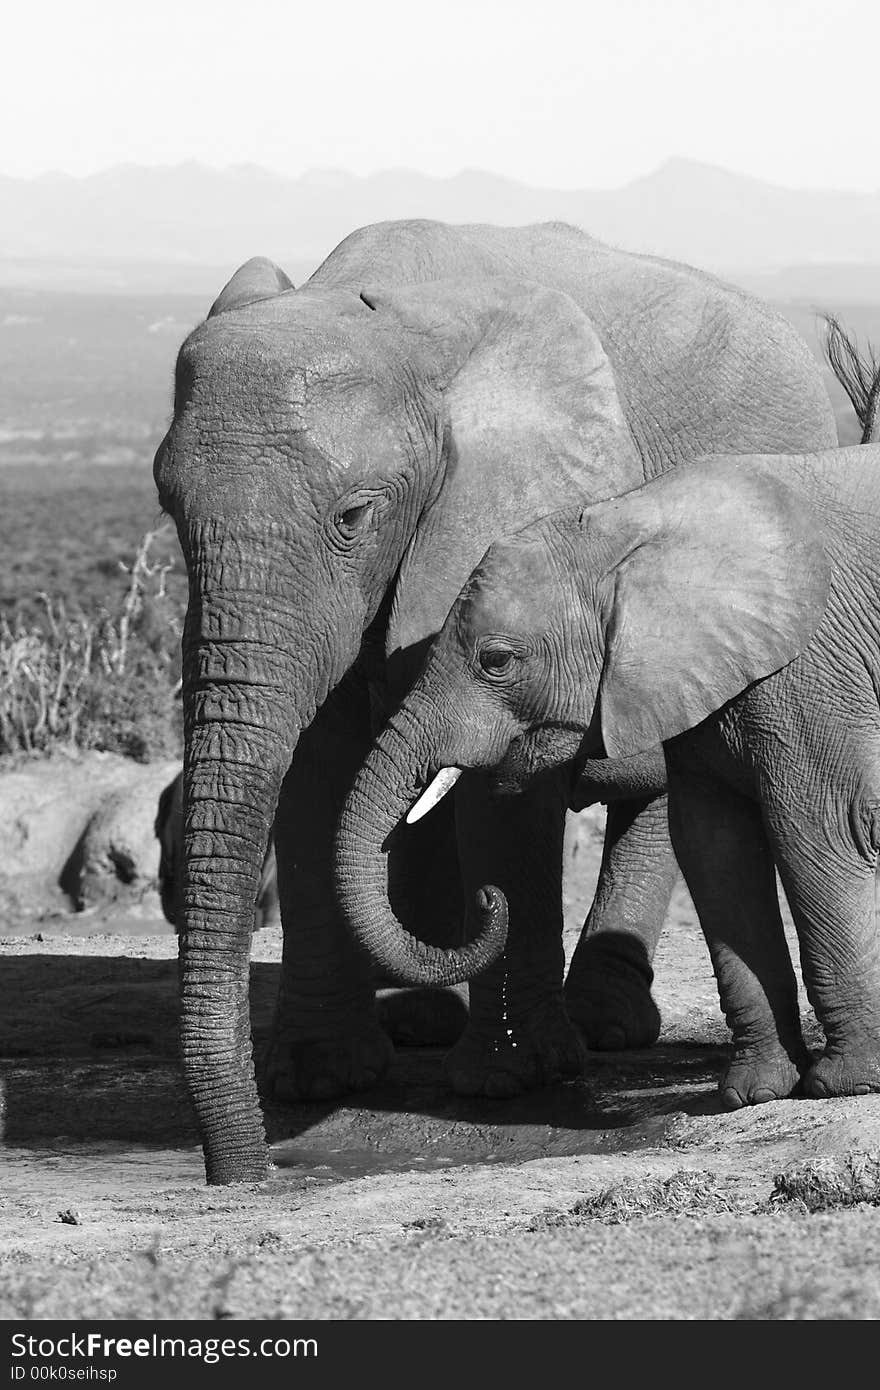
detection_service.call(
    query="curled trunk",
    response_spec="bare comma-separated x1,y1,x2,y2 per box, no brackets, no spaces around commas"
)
335,700,508,986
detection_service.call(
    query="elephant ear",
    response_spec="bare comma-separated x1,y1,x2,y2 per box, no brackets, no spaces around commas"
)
591,457,831,757
208,257,294,317
365,277,642,687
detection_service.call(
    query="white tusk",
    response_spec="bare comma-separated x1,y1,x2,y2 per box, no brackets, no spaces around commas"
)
406,767,463,824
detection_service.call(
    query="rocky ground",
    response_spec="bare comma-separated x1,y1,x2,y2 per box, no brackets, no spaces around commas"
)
1,753,880,1320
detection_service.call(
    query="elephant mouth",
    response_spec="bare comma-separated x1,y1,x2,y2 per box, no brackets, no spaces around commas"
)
487,723,596,800
487,756,531,798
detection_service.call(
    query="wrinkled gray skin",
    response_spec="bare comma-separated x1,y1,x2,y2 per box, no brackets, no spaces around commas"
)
153,769,505,970
154,220,836,1184
155,771,279,931
340,448,880,1109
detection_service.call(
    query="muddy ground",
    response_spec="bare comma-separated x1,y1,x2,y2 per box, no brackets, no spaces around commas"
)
2,775,880,1320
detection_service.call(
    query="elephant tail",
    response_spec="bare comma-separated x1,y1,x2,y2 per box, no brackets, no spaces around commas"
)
824,314,880,444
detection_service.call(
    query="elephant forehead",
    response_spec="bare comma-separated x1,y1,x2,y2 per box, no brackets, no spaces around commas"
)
459,535,558,638
174,324,417,478
181,320,369,403
297,379,416,475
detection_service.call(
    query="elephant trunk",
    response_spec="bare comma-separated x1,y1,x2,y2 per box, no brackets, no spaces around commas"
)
178,564,316,1186
180,729,288,1186
335,697,508,987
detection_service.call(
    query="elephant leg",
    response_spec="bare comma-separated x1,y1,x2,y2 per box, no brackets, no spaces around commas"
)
764,788,880,1098
564,795,675,1050
445,771,586,1097
667,766,809,1107
265,670,395,1101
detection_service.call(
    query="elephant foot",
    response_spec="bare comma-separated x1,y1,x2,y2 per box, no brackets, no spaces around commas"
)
445,997,586,1098
804,1046,880,1099
263,1014,394,1102
720,1045,807,1110
375,985,469,1047
564,931,661,1050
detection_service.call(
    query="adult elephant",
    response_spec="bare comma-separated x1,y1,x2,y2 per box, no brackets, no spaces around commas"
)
153,219,836,1184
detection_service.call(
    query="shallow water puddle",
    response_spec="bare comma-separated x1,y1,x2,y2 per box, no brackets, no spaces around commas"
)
0,1038,725,1188
266,1056,723,1181
270,1144,465,1178
268,1114,686,1181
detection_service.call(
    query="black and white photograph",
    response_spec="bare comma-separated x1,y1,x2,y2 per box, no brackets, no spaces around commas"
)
3,0,880,1339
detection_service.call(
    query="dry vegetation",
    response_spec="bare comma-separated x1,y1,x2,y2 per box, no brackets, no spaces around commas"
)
528,1170,747,1227
0,520,183,762
767,1152,880,1213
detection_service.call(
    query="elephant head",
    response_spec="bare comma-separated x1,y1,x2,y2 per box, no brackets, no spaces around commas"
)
155,256,641,1183
336,455,831,979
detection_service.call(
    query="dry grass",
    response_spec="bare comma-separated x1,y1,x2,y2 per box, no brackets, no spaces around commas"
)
766,1151,880,1213
0,526,182,762
529,1170,743,1228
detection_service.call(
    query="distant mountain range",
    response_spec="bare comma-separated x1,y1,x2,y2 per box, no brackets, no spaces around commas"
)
2,159,880,293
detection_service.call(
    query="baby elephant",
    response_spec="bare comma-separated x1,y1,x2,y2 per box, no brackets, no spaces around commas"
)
338,447,880,1109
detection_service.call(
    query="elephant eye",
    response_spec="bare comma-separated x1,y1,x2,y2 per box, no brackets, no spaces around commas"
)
478,646,516,677
336,501,375,537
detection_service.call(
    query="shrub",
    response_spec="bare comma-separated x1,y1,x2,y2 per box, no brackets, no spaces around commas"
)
0,526,183,762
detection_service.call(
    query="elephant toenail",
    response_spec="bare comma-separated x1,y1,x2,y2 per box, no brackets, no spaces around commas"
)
721,1087,745,1111
749,1088,778,1105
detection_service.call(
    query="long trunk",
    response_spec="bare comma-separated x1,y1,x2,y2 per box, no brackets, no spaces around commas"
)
335,699,507,986
178,566,307,1186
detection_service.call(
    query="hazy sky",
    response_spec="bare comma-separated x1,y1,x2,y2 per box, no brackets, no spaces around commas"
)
3,0,878,190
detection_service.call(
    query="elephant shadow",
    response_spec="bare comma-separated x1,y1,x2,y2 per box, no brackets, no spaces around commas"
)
256,1021,729,1170
0,952,727,1164
0,953,277,1151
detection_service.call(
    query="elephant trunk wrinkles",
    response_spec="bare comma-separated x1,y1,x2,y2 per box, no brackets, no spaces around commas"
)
179,582,308,1186
335,699,508,987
